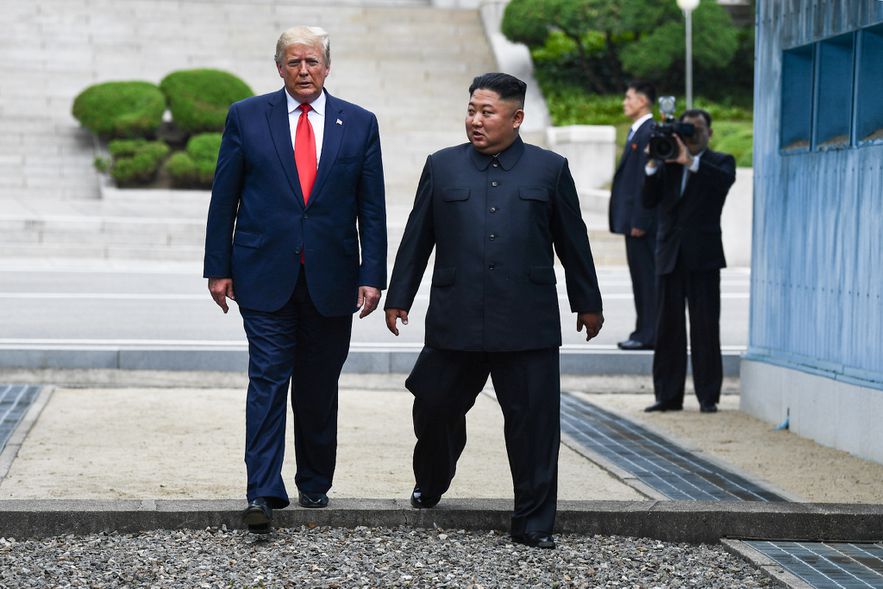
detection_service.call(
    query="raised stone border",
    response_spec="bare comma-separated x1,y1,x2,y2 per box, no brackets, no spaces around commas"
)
0,344,743,375
2,499,881,544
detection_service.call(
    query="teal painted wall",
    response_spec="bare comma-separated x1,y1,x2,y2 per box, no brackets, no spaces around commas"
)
750,0,883,387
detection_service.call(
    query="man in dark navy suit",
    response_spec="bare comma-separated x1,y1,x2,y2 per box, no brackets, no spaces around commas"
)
642,109,735,414
609,81,657,351
385,73,604,549
203,26,386,533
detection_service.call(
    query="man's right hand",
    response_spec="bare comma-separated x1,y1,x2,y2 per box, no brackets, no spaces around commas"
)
208,278,235,314
385,308,409,336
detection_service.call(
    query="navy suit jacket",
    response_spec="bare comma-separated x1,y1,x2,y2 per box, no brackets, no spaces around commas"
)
203,88,387,315
385,137,602,352
641,149,736,275
609,117,655,235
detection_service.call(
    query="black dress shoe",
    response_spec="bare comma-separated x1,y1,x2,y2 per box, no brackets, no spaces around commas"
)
617,339,654,351
700,403,718,413
644,401,683,412
409,486,440,508
242,497,272,534
298,491,329,508
512,532,556,549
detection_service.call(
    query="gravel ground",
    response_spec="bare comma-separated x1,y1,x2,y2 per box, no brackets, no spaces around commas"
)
0,526,773,588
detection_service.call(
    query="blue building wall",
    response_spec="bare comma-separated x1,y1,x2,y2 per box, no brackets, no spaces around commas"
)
749,0,883,388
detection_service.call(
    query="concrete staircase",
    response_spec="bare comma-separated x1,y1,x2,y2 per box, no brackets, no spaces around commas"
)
0,0,625,264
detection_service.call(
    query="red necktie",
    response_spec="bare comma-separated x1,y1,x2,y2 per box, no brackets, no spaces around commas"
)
294,104,317,204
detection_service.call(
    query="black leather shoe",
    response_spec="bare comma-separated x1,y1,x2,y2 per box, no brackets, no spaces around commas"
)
644,401,683,412
409,486,440,508
512,532,556,549
242,497,272,534
700,403,718,413
617,339,654,351
298,491,329,508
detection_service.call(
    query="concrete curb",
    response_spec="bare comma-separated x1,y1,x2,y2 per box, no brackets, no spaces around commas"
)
2,500,881,544
0,344,744,375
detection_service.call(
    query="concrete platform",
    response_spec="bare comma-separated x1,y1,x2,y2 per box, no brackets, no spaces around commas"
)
1,373,881,545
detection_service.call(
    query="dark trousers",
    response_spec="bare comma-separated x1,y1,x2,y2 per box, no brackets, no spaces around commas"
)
625,234,657,345
239,273,352,508
653,260,722,407
406,346,561,536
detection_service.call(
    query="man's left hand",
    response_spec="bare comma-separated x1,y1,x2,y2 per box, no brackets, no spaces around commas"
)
666,134,694,167
357,286,381,318
577,312,604,341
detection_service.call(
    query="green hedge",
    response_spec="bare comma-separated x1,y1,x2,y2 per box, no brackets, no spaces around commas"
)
166,133,221,188
72,81,166,139
160,69,253,134
539,85,753,166
106,139,170,186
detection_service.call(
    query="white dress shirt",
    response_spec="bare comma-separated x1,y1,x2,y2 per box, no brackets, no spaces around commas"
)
628,112,654,141
286,89,326,165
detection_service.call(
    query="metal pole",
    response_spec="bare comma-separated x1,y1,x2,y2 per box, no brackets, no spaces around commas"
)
685,8,693,109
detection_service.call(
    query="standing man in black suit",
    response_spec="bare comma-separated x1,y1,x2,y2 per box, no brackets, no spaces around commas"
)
641,109,736,413
610,81,657,351
384,73,604,550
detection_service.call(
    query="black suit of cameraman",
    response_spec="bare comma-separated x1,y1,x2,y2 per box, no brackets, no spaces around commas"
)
641,110,736,413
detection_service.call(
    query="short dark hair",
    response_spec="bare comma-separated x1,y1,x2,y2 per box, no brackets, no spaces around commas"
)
680,108,712,128
627,80,656,105
469,73,527,108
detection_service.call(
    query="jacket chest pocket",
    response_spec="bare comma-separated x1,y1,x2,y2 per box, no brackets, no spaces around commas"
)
442,188,470,202
519,187,550,204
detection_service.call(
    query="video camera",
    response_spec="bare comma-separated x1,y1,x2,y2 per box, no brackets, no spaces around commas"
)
648,96,694,161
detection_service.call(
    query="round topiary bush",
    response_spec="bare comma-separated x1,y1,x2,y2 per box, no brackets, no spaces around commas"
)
166,132,222,188
160,69,253,134
72,81,166,139
107,139,170,186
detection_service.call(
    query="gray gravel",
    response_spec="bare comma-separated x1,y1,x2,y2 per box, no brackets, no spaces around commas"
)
0,526,773,588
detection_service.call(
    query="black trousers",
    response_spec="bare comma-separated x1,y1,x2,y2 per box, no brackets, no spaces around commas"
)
653,260,722,407
406,346,561,536
625,234,657,345
239,273,352,508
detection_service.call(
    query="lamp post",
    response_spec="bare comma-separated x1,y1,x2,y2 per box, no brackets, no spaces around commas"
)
677,0,700,109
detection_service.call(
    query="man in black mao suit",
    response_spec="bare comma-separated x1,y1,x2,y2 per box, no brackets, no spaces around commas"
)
384,73,604,549
609,81,657,351
641,109,735,413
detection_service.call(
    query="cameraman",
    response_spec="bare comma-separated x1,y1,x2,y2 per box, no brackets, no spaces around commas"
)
641,109,736,414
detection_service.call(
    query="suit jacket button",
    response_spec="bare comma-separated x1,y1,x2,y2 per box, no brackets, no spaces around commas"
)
489,234,495,240
491,181,498,187
489,207,496,213
295,247,302,255
488,264,495,270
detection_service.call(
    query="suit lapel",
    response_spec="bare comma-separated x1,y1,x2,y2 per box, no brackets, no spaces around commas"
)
307,91,344,209
266,89,305,207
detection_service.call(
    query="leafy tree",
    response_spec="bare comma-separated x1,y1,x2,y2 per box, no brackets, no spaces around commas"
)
502,0,743,97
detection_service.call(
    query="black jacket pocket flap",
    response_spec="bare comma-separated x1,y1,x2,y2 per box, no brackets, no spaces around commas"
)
442,188,470,202
529,266,557,284
519,187,550,202
233,231,262,248
432,267,456,286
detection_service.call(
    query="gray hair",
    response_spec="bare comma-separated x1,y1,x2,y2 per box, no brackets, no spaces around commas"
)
275,26,331,66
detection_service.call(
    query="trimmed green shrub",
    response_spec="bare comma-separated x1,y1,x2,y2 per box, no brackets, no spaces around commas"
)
72,81,166,139
106,139,170,186
160,69,253,134
166,132,222,188
711,121,754,167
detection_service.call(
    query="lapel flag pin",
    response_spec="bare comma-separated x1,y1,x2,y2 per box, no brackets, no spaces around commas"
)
336,119,343,125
